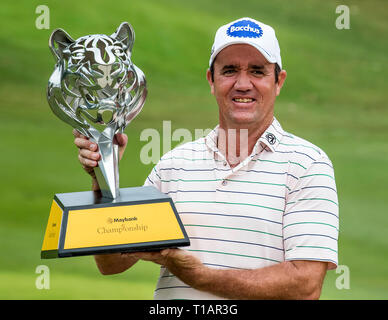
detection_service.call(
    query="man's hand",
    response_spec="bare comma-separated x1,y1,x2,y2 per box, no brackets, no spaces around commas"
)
72,129,128,189
127,249,327,299
126,249,207,289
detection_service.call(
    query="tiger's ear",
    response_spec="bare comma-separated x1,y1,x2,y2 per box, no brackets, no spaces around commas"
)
111,22,135,53
49,28,75,61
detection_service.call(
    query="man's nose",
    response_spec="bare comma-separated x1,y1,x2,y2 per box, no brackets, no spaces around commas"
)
234,72,252,91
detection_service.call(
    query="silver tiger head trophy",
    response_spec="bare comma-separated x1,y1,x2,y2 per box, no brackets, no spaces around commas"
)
47,22,147,199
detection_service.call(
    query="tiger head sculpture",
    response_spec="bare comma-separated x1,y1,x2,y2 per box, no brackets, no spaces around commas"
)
46,22,147,198
47,22,147,139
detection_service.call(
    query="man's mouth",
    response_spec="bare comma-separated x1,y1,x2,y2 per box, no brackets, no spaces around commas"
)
233,98,255,103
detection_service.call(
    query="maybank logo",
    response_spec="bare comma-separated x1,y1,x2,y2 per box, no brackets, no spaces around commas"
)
107,216,137,224
227,20,263,38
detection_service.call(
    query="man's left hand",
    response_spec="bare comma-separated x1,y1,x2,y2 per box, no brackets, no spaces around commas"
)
125,249,206,289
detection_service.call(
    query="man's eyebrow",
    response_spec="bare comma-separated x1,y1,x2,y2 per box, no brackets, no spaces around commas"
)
250,65,265,69
220,64,268,70
221,64,238,70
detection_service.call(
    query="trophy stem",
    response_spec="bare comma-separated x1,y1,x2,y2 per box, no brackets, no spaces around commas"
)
90,129,120,199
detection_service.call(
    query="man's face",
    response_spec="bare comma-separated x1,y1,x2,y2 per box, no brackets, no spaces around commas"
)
207,44,286,131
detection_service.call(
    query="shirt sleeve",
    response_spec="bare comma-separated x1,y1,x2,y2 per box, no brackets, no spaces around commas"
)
143,162,162,191
283,155,339,270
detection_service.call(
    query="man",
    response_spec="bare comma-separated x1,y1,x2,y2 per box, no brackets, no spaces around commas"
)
74,17,339,300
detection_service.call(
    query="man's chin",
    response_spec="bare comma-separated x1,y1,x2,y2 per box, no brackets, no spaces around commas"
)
220,112,273,132
228,115,259,127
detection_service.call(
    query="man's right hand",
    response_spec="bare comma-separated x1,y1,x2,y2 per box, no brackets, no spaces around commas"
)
72,129,128,190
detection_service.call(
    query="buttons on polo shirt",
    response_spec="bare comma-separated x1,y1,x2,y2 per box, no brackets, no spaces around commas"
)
222,179,227,186
223,161,228,166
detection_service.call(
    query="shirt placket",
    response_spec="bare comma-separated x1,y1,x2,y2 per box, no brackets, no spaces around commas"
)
211,150,228,203
214,149,260,205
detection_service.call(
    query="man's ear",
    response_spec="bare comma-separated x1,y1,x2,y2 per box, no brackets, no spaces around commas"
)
276,69,287,96
206,69,215,95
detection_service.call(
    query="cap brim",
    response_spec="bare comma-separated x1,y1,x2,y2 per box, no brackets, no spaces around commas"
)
209,40,278,68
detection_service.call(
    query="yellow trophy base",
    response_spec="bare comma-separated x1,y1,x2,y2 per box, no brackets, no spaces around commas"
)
41,186,190,259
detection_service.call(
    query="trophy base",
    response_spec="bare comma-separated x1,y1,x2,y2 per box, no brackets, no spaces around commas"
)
41,186,190,259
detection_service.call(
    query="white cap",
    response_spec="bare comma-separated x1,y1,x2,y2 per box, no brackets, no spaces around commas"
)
209,17,282,69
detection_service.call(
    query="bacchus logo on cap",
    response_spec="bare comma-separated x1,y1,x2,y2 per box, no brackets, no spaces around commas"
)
227,19,263,38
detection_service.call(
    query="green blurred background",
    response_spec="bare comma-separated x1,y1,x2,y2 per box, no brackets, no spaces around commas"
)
0,0,387,299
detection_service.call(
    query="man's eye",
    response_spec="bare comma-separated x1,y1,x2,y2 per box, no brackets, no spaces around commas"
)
222,69,236,75
252,70,264,75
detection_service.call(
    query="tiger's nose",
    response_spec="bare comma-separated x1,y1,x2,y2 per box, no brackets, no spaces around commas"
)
96,64,113,88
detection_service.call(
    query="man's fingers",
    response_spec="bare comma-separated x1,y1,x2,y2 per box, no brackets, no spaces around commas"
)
79,148,100,161
114,133,128,147
73,129,97,151
72,129,80,138
76,140,100,169
161,249,191,265
72,129,87,139
73,129,99,180
73,130,126,178
74,137,98,151
161,248,183,258
134,251,160,261
73,129,127,147
78,153,98,169
126,251,166,265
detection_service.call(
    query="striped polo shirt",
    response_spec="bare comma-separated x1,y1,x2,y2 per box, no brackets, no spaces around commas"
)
144,118,339,300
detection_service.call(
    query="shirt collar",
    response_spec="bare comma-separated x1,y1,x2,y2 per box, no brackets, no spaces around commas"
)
204,126,220,154
205,117,285,156
257,117,284,152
